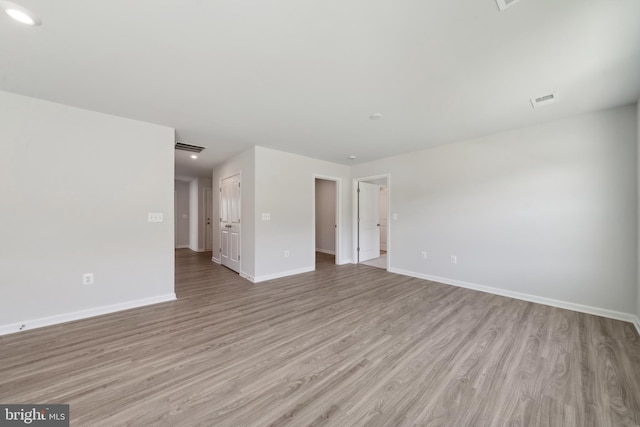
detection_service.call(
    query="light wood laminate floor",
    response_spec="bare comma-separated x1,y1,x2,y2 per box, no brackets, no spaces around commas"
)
1,250,639,426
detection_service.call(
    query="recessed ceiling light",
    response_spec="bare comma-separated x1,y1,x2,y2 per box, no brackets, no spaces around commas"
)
1,2,41,26
190,155,198,159
348,155,356,160
369,113,383,120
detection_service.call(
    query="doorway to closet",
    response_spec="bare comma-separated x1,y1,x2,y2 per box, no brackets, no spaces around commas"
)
314,176,340,268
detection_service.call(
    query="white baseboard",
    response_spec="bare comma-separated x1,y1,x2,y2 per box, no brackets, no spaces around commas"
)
211,256,221,264
388,268,637,324
240,272,256,282
316,248,336,255
634,317,640,337
338,258,353,265
0,293,177,337
253,266,315,283
175,245,190,249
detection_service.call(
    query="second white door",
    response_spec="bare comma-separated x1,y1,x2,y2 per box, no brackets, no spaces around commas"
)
220,174,241,272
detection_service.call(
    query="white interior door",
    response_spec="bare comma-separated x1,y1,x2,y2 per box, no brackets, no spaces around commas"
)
220,174,241,272
358,182,380,262
379,187,388,252
205,188,213,251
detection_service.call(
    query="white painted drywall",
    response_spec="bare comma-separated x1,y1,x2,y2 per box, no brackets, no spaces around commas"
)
254,147,351,281
352,105,638,316
175,180,190,248
212,147,256,278
315,179,336,254
0,90,175,331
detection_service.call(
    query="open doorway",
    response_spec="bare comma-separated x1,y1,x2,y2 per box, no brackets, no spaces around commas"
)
354,175,390,270
314,176,340,268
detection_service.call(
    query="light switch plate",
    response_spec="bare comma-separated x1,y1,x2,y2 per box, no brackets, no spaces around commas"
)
148,212,164,222
261,213,271,221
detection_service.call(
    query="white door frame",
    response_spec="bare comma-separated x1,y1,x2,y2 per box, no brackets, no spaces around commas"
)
352,173,391,269
174,190,177,248
312,175,342,265
379,187,389,252
219,171,242,274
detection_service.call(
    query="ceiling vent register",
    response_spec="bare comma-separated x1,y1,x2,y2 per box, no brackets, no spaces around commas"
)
530,92,559,108
175,142,206,153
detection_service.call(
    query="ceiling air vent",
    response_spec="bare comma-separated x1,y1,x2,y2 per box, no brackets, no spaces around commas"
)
496,0,522,11
175,142,206,153
530,92,559,108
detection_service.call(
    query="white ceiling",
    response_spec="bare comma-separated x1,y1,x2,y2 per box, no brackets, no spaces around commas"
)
1,0,639,178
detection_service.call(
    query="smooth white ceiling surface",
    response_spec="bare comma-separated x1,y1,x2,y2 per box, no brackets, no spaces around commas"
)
1,0,639,177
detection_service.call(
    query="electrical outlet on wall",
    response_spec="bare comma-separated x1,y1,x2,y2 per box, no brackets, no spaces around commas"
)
284,250,290,258
450,255,457,264
83,273,94,285
421,251,427,259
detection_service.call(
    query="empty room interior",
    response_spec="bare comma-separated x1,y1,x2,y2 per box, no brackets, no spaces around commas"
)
1,0,640,426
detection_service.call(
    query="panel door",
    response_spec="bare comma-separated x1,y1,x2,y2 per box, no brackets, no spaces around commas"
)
220,174,241,272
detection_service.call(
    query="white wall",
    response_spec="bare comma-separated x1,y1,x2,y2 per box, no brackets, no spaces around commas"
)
315,179,337,254
254,147,351,281
212,147,256,278
353,105,638,318
0,91,175,333
174,180,190,248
